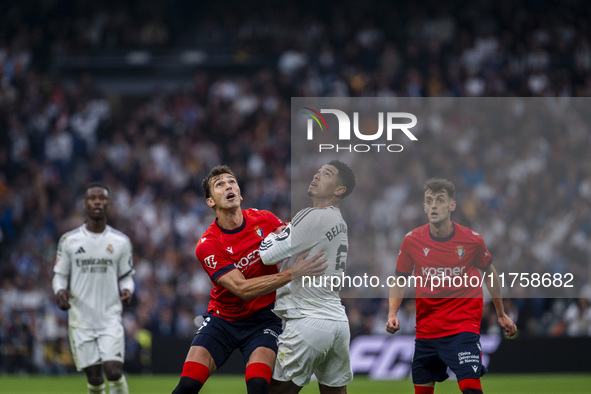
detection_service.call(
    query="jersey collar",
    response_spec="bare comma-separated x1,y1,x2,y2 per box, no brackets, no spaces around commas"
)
216,216,247,234
429,222,456,242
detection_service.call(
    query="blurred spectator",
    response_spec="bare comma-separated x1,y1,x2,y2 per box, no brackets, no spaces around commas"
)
1,0,591,375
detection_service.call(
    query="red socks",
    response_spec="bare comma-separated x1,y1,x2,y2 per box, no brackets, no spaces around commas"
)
414,386,435,394
181,361,210,384
245,362,272,384
459,378,482,392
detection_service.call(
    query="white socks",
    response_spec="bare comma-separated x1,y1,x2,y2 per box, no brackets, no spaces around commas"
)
87,382,106,394
108,375,130,394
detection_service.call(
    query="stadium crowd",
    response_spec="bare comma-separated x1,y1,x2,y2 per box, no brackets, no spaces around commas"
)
1,0,591,374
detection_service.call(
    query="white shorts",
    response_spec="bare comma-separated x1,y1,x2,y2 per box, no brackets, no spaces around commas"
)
273,317,353,387
69,324,125,371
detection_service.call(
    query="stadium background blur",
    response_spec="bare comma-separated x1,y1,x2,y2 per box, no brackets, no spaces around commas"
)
1,0,590,376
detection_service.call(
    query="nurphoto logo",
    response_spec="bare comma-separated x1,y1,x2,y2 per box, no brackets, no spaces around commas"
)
302,107,418,153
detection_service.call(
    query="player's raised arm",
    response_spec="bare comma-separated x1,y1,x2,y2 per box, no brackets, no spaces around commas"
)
480,264,518,337
259,224,293,265
260,208,325,265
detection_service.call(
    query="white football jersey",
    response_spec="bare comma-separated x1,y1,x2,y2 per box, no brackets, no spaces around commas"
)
259,206,348,321
53,224,134,329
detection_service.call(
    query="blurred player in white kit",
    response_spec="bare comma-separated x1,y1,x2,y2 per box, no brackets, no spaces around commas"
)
53,182,135,394
259,160,356,394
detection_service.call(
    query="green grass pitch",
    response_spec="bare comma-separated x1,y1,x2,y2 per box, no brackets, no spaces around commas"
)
0,373,589,393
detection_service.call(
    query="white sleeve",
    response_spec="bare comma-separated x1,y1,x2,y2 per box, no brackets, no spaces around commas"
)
53,233,71,276
117,236,134,279
52,272,69,295
259,226,293,265
119,274,135,294
259,208,320,265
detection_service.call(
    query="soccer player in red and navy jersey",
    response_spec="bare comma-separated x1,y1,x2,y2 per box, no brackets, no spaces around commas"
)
386,178,517,394
172,165,326,394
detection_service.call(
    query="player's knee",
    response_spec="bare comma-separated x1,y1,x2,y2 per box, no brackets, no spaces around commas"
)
105,369,122,382
103,363,123,381
87,375,104,387
270,379,300,394
318,384,347,394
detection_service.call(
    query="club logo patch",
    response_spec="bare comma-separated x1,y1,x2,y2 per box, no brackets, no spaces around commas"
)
255,226,264,239
457,246,465,259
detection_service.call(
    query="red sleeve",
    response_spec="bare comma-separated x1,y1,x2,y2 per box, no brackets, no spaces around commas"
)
262,210,286,229
475,235,493,270
395,235,415,276
195,240,237,282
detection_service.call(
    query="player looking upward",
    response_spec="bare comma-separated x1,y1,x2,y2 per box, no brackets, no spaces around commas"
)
386,178,517,394
259,160,356,394
172,165,326,394
53,182,134,394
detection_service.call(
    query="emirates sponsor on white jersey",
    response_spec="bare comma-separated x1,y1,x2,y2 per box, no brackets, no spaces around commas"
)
54,225,134,329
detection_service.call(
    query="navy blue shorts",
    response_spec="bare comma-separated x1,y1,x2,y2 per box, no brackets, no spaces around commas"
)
190,304,282,369
412,332,487,384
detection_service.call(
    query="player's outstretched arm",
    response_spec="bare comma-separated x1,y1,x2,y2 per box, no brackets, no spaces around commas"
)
217,252,327,301
386,278,405,334
481,264,518,337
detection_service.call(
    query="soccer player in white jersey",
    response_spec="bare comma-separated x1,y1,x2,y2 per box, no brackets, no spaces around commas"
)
53,183,134,394
259,160,356,394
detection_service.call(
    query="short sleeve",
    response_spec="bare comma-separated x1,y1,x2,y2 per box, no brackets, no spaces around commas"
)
262,210,286,229
53,234,71,276
118,236,134,278
395,236,414,276
196,241,237,282
475,235,493,270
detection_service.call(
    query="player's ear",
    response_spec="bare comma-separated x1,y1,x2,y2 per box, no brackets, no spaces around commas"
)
450,200,456,212
334,185,346,197
206,197,216,208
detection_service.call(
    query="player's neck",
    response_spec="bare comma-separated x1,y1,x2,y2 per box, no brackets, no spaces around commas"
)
429,220,453,238
312,196,340,209
86,219,107,233
216,207,244,230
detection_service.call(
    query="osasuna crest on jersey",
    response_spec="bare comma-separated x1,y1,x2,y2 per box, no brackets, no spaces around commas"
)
255,226,264,239
457,245,465,259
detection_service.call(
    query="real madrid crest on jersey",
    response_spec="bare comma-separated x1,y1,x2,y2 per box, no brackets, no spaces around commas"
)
254,226,264,239
456,245,465,259
106,244,114,254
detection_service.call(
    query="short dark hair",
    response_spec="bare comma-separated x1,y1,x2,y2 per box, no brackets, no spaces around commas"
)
202,165,236,199
424,178,455,199
85,182,110,195
328,160,356,199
